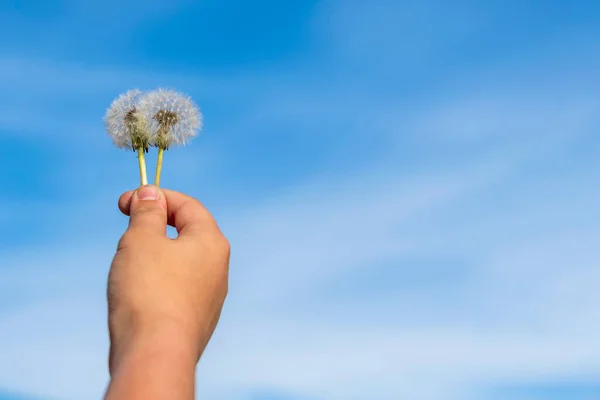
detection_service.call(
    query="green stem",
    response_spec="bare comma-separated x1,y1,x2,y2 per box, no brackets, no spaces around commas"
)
154,147,164,187
137,147,148,186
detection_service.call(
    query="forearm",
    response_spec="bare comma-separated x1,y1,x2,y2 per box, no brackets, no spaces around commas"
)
105,322,198,400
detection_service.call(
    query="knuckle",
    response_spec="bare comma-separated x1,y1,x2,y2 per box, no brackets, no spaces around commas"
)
217,235,230,278
209,232,230,265
117,231,136,250
218,234,231,256
206,232,230,276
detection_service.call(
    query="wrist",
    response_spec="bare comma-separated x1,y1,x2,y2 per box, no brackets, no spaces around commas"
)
109,316,199,376
105,319,198,400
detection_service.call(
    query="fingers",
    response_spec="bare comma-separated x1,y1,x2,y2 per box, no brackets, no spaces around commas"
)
119,188,217,238
126,186,168,235
162,189,218,237
118,190,135,215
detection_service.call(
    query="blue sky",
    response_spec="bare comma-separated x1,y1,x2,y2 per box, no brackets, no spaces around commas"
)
1,0,600,399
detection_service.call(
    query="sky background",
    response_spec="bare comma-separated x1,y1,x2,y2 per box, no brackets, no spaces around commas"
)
1,0,600,399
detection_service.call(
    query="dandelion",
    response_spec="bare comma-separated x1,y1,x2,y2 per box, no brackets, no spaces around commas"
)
104,89,150,185
139,88,202,186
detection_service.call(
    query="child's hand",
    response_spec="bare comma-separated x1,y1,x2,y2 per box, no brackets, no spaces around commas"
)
105,185,229,399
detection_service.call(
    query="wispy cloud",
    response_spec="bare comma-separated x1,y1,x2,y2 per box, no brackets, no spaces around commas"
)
2,1,600,399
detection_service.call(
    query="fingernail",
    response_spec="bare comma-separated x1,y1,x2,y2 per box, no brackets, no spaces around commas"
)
136,185,159,201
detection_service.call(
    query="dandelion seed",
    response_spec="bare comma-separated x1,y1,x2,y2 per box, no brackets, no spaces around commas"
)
104,89,150,185
139,88,203,186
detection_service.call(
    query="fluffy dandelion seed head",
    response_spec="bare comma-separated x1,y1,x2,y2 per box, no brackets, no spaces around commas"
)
139,88,202,149
104,89,150,151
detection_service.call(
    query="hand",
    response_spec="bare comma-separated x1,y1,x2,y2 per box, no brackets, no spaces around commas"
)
105,185,229,400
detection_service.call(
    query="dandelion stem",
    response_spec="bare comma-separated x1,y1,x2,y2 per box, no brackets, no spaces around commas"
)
154,147,164,187
137,147,148,186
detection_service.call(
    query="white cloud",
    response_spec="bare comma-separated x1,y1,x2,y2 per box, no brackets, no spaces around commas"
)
3,105,599,399
2,1,600,399
0,296,110,400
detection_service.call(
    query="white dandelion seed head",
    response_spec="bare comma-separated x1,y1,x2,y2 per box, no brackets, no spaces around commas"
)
139,88,202,149
104,89,150,151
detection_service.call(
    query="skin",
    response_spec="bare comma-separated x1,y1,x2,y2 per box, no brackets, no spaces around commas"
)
104,185,230,400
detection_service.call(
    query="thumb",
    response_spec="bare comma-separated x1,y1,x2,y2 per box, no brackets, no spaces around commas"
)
127,185,168,235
